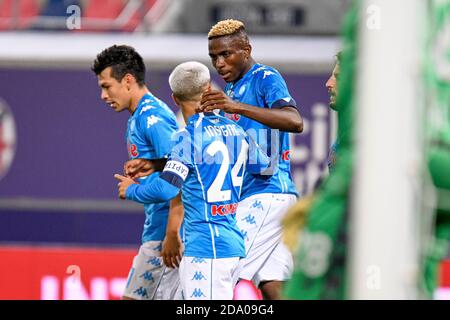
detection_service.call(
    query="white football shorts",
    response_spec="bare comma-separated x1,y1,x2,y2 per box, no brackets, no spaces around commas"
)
236,193,297,287
123,241,180,300
179,256,240,300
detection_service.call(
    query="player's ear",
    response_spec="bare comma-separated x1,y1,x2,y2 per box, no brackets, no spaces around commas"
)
246,44,252,58
123,73,132,90
171,93,180,106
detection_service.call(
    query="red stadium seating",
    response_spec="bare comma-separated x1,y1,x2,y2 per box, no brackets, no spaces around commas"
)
83,0,125,20
0,0,41,30
122,0,157,32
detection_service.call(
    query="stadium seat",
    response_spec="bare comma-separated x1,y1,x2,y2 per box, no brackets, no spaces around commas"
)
82,0,126,20
79,0,126,32
0,0,41,30
39,0,81,17
121,0,157,32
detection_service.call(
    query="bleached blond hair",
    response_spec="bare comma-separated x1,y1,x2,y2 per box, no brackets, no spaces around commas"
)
208,19,246,39
169,61,210,101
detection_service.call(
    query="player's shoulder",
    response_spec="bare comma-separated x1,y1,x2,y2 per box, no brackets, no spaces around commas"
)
137,98,177,128
251,64,282,81
138,94,174,118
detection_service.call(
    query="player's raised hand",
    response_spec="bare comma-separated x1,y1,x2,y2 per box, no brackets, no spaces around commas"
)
114,174,137,199
124,158,155,179
200,89,240,113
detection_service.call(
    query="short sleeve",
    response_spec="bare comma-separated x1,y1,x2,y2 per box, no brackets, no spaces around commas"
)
140,113,177,159
258,69,297,109
159,130,193,188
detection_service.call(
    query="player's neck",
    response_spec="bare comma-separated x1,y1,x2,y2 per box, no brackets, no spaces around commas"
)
128,86,150,114
180,101,198,124
235,59,256,83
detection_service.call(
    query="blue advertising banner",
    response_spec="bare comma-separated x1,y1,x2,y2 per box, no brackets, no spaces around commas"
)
0,68,333,200
0,67,334,247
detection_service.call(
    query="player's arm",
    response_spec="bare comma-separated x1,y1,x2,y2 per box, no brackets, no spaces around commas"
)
200,89,303,133
162,193,184,268
124,158,167,179
115,153,190,203
114,172,180,203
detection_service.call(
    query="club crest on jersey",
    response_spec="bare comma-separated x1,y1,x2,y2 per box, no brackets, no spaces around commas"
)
211,203,238,216
224,113,241,122
238,84,246,96
0,99,16,181
128,143,139,157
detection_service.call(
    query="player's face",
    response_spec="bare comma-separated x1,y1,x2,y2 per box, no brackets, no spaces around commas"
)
97,67,131,112
325,62,340,111
208,36,251,83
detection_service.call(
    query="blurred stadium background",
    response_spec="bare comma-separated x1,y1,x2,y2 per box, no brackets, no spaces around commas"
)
0,0,448,300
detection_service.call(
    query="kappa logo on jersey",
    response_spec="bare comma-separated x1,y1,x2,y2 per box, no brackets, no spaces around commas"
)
191,271,207,281
139,104,155,115
282,150,290,161
190,257,207,264
0,99,16,181
263,70,275,79
139,271,155,282
146,257,161,267
190,288,206,298
147,115,161,128
252,66,266,75
211,203,238,216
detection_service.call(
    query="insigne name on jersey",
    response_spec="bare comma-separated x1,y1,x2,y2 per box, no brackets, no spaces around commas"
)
204,124,241,138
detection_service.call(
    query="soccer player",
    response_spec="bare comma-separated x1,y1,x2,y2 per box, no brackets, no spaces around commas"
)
114,61,271,300
91,45,181,300
200,19,303,299
325,52,341,172
283,52,347,300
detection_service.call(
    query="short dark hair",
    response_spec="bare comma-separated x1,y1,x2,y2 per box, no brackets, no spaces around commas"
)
91,45,146,86
335,51,342,64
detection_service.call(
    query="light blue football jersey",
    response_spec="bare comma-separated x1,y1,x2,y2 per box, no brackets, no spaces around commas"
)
223,63,299,199
125,92,179,243
159,112,270,258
